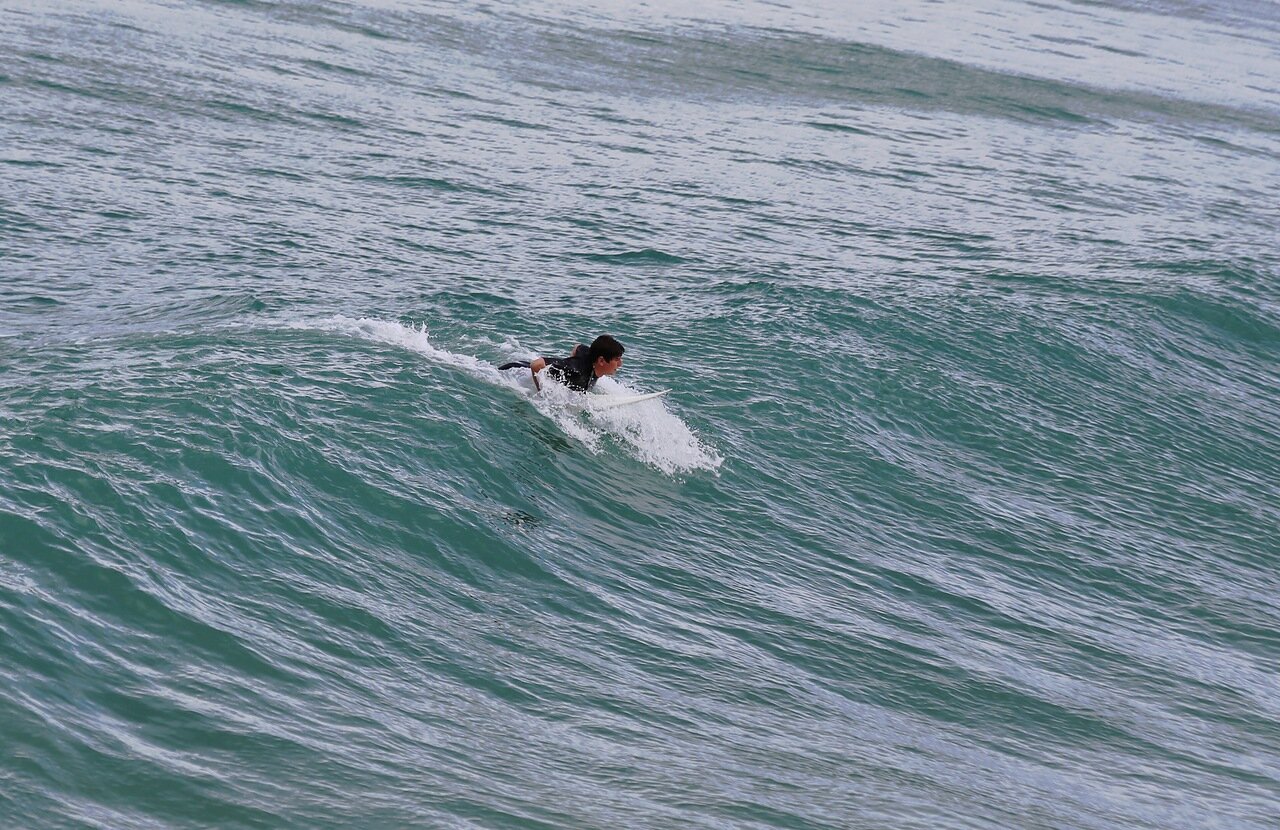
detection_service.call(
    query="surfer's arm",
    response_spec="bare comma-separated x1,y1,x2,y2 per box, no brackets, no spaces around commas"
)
529,357,547,391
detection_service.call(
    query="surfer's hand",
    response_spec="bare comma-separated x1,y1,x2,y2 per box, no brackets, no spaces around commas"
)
529,357,546,391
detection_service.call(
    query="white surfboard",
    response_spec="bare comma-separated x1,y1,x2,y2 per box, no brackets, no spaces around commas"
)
582,389,670,409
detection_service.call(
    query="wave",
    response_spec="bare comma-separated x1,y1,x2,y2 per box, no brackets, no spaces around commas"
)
574,248,689,265
478,15,1276,128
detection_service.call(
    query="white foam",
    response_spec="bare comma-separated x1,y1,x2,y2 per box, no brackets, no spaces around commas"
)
288,316,722,474
585,376,723,475
289,315,502,379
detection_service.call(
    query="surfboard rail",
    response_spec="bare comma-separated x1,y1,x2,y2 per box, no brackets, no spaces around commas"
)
582,389,670,409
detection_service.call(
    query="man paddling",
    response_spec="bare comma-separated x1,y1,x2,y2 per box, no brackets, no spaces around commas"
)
499,334,625,392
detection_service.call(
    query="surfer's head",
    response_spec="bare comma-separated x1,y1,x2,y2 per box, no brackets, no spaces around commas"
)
589,334,625,377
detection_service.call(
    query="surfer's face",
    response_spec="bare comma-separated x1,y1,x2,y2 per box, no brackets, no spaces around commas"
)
595,355,623,377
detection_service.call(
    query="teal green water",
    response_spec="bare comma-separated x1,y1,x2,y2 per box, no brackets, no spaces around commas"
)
3,1,1279,828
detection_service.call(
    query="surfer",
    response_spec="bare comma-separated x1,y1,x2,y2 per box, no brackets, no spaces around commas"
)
499,334,625,392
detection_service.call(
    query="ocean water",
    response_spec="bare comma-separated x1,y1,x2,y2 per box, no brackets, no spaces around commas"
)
2,0,1279,827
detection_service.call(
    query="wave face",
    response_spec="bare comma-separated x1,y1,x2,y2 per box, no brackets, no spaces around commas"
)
2,1,1278,828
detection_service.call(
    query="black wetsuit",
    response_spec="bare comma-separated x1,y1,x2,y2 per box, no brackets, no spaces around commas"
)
499,344,596,392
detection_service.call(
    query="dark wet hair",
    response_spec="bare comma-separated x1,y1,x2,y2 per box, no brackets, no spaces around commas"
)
588,334,625,364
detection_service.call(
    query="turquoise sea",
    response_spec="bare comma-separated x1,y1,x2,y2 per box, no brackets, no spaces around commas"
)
3,1,1278,827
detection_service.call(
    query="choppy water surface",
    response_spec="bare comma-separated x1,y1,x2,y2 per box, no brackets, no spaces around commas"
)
2,1,1278,828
